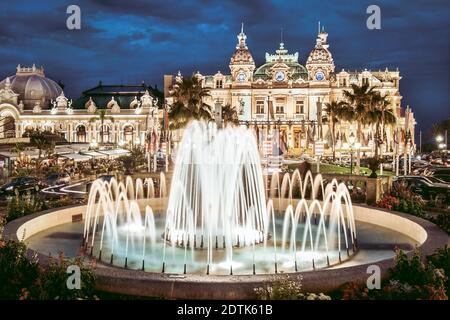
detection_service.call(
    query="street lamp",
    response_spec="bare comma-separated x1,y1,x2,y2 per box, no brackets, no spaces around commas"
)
348,132,360,175
436,135,444,143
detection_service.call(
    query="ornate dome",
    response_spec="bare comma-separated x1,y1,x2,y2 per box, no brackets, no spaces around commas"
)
307,47,333,64
0,64,63,110
306,32,334,66
230,25,254,65
254,43,308,81
231,48,254,65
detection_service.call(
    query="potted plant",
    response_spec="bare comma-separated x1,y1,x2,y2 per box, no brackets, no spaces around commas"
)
367,157,382,178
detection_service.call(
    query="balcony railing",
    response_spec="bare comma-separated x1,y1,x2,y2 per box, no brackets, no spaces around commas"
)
293,113,305,120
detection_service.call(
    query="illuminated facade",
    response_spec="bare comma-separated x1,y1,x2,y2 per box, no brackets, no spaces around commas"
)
0,65,163,148
165,26,417,157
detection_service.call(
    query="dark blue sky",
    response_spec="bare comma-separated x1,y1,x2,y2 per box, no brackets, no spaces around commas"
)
0,0,449,135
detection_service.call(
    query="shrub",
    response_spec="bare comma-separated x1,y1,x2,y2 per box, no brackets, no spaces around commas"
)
430,213,450,235
254,274,331,300
0,239,39,300
388,182,425,217
5,194,80,223
0,240,97,300
32,253,97,300
427,246,450,294
376,195,400,210
6,194,49,223
337,248,448,300
378,248,447,300
254,274,303,300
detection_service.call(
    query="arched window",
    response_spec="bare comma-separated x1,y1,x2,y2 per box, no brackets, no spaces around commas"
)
1,116,15,138
76,125,87,143
123,125,134,143
99,124,110,143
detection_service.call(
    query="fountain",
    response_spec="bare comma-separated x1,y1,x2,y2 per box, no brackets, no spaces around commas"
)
83,121,357,275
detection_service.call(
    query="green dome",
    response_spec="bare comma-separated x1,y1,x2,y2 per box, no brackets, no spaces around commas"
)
254,62,308,81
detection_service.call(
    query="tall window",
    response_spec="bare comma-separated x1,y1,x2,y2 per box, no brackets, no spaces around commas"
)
123,125,134,142
340,78,347,87
100,124,110,143
295,100,305,114
76,125,86,143
216,80,223,89
256,100,265,114
362,77,369,86
276,105,284,114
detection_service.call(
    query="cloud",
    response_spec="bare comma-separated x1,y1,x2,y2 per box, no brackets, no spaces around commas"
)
0,0,448,133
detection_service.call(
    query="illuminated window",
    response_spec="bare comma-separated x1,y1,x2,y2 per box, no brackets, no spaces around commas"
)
256,100,265,114
295,100,305,114
276,105,284,114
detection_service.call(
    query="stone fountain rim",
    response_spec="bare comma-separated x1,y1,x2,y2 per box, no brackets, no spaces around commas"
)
2,203,449,299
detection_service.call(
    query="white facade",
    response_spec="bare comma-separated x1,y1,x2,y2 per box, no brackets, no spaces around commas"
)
166,26,417,157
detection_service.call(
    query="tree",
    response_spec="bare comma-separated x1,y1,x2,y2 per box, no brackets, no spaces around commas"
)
343,83,379,170
221,104,240,126
324,101,352,160
27,130,58,159
90,109,114,144
364,92,396,158
168,76,213,129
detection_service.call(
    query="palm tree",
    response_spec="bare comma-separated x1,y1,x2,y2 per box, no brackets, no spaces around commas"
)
376,95,396,157
343,83,378,171
90,109,114,144
221,104,240,126
364,93,397,158
28,130,57,159
324,101,351,160
168,76,213,129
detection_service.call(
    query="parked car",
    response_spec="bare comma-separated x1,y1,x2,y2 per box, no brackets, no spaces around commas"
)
433,174,450,183
0,176,40,196
398,175,449,188
40,172,71,187
394,176,450,204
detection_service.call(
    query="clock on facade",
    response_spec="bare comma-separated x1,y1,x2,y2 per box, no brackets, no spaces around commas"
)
237,72,246,82
315,71,325,81
275,71,285,82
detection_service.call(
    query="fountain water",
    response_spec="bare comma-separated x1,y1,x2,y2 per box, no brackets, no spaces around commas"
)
84,121,357,275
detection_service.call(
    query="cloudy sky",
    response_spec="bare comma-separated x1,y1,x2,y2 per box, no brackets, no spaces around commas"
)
0,0,448,135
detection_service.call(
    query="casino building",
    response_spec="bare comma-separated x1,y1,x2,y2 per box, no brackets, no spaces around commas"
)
164,25,417,157
0,64,163,147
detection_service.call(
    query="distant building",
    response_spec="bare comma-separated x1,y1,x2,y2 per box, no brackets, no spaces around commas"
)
165,25,417,157
0,64,163,148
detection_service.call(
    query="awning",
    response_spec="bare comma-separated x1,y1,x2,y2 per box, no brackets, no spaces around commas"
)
81,151,108,159
54,147,76,155
0,150,40,160
97,149,130,158
61,153,92,162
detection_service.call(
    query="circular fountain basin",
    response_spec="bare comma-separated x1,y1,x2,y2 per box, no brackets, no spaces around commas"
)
3,201,449,299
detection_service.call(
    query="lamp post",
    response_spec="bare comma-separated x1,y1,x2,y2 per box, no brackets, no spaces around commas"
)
348,132,361,175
